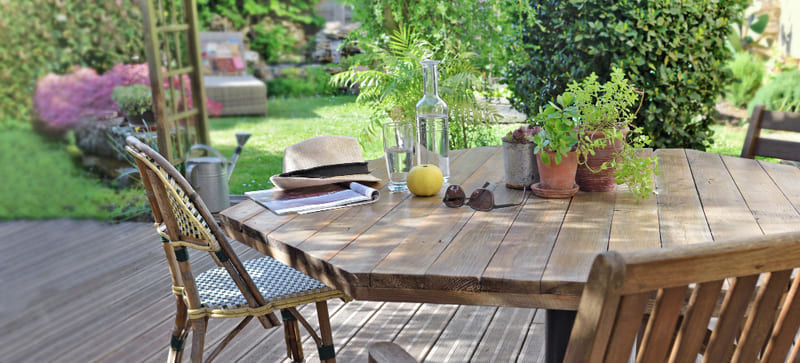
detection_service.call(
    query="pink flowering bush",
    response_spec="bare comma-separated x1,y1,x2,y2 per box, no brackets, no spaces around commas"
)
33,63,222,136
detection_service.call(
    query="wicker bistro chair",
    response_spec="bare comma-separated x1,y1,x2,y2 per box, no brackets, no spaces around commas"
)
125,136,350,362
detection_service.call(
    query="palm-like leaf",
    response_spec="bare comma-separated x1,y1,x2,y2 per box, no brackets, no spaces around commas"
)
330,25,500,148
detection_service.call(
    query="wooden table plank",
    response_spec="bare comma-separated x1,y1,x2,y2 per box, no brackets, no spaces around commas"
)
540,191,616,296
330,147,499,288
723,155,800,234
759,160,800,214
686,149,763,241
368,147,503,290
654,149,712,247
218,199,264,237
609,149,660,253
482,196,570,293
423,150,523,292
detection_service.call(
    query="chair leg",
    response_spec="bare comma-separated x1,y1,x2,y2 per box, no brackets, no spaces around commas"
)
169,295,189,363
317,301,337,363
282,309,304,362
190,317,208,363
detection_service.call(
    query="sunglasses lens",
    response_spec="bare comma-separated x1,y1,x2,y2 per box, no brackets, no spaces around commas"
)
469,189,494,211
443,185,466,208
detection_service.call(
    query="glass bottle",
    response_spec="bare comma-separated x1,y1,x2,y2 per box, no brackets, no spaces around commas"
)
415,60,450,182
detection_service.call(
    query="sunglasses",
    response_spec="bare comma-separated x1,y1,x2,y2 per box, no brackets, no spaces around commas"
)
443,182,529,211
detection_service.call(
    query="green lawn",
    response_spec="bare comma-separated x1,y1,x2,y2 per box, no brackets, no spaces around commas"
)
208,95,385,194
0,125,147,220
0,95,772,221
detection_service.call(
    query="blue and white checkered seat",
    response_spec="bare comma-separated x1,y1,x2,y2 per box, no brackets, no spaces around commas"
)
192,256,342,317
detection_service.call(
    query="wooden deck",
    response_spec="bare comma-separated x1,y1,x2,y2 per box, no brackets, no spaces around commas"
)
0,220,547,362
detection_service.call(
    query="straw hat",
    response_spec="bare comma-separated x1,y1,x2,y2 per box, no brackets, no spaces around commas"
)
270,135,382,190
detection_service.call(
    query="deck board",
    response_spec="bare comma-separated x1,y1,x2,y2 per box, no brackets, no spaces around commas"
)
0,220,545,362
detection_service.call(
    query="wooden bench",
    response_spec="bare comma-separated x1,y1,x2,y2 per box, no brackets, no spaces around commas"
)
369,231,800,362
741,104,800,162
200,32,267,116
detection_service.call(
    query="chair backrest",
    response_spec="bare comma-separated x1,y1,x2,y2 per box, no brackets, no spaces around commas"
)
199,32,248,76
741,104,800,162
125,136,279,327
564,231,800,363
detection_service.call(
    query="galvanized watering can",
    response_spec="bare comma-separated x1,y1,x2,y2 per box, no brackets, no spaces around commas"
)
185,132,251,213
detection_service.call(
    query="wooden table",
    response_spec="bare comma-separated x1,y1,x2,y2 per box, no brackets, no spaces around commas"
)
220,147,800,361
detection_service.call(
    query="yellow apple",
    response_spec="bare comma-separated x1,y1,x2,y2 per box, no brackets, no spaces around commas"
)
407,164,444,196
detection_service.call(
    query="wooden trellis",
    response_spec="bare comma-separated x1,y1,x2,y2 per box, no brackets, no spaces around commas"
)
140,0,210,164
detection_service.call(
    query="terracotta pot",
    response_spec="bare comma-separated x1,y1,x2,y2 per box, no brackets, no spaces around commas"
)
536,151,577,190
576,128,628,192
502,141,539,189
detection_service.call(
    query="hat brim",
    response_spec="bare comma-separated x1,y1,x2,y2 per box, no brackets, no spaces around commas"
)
270,173,383,190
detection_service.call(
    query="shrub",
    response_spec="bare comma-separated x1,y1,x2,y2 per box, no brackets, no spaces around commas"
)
330,26,500,149
505,0,748,150
341,0,517,76
267,66,339,98
726,52,766,108
33,63,222,135
197,0,324,64
112,84,153,116
747,69,800,113
0,1,145,126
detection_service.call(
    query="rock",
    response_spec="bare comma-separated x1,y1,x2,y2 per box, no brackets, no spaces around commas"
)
74,117,127,161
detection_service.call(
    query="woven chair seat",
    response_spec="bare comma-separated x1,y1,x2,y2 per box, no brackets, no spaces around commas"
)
191,256,346,319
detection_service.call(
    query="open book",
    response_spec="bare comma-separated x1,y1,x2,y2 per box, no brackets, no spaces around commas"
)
245,182,380,215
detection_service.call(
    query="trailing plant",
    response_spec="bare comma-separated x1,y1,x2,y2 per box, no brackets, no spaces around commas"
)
330,26,500,150
568,68,658,200
725,52,766,108
505,0,748,150
0,0,145,126
747,69,800,114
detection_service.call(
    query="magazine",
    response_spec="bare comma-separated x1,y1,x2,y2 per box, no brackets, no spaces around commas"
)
245,182,380,215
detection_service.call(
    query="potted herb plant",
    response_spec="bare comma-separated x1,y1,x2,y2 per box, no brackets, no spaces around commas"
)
111,84,155,127
530,94,580,198
568,67,658,200
501,125,541,189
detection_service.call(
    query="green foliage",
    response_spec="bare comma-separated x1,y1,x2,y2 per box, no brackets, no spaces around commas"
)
111,84,153,116
267,66,340,97
341,0,520,76
330,26,500,150
505,0,748,150
197,0,324,64
530,99,579,166
726,52,766,108
0,1,145,125
0,129,148,220
747,69,800,113
534,68,658,200
727,5,779,58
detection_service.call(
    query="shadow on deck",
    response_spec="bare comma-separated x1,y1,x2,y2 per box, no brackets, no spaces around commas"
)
0,220,546,362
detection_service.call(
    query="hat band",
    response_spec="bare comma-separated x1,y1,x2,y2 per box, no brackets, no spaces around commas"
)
279,162,370,179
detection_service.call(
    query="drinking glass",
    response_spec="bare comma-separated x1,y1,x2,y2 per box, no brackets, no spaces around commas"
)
382,121,415,192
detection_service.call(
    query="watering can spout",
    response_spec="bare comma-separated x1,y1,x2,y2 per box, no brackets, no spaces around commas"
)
228,132,251,181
